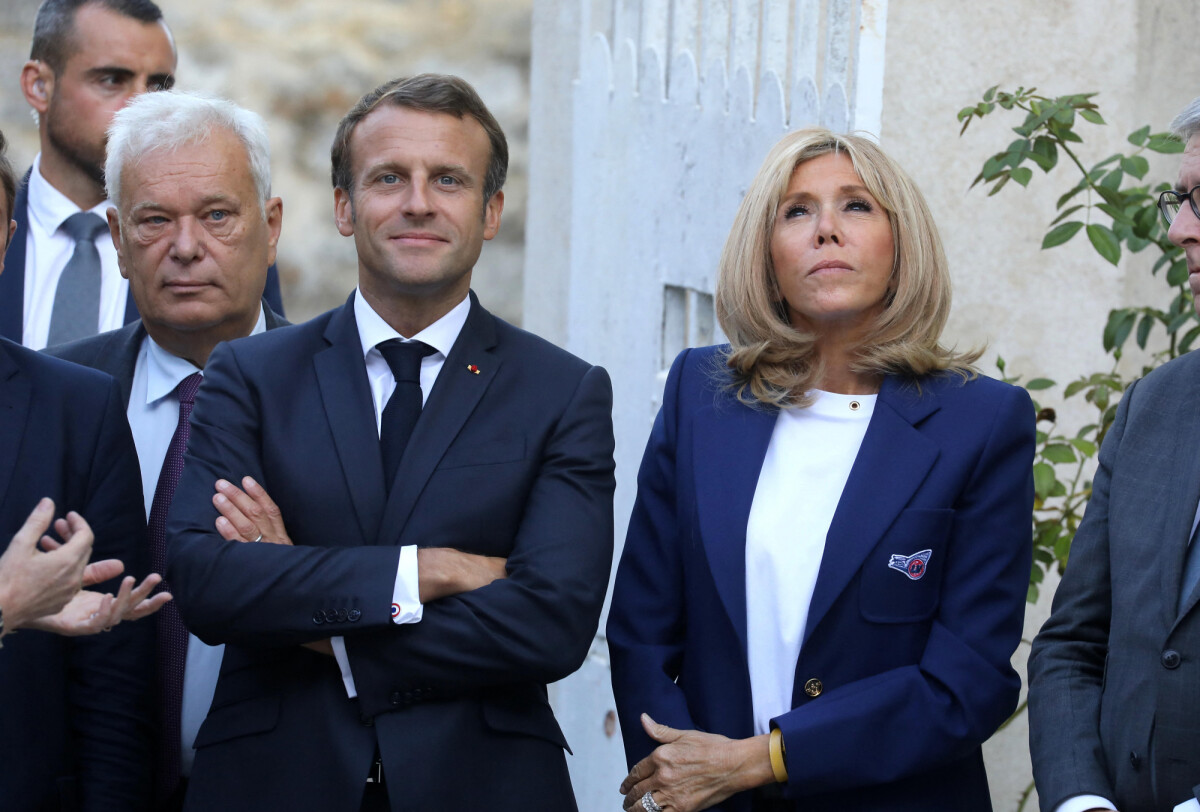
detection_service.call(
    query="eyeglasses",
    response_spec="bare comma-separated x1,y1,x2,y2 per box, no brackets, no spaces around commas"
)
1158,184,1200,225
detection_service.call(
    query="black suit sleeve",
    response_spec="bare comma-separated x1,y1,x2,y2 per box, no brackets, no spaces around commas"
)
1027,380,1134,809
71,377,154,811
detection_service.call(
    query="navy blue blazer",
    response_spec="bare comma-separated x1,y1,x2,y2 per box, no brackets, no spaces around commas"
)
607,346,1035,812
165,291,615,812
0,337,152,811
0,170,285,344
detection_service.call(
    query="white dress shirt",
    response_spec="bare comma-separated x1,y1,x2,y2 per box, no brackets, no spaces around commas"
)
328,289,472,698
127,307,266,777
745,390,875,735
22,154,128,350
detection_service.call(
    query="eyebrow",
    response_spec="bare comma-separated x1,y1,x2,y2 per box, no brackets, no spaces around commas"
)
781,184,875,201
128,194,238,214
83,66,175,87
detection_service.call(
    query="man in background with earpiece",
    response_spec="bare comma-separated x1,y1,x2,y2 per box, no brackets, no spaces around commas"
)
3,0,283,349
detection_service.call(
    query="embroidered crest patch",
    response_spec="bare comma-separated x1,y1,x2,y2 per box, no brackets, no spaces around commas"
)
888,549,933,581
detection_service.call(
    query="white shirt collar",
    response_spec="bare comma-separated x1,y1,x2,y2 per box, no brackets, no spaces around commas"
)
353,287,470,361
27,153,113,236
143,305,268,405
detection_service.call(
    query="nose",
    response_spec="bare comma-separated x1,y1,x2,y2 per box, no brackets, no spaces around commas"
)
402,180,434,218
814,207,842,246
168,218,204,263
1168,199,1200,248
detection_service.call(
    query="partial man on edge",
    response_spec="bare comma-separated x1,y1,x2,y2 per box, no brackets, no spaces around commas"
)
47,90,287,811
1029,95,1200,812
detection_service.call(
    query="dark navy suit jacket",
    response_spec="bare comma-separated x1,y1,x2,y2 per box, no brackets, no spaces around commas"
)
0,170,284,344
607,345,1035,811
0,337,152,811
165,291,616,812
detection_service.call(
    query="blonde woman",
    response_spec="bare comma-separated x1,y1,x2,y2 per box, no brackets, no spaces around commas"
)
608,128,1034,812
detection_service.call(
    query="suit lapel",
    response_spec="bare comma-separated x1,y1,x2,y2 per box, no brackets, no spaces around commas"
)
1161,373,1200,626
103,322,145,408
378,294,500,546
314,296,387,545
0,340,32,503
803,377,941,646
693,394,777,658
0,173,31,343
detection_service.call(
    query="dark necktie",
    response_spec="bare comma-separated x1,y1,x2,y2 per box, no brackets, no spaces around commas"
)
1178,518,1200,615
377,340,434,490
149,371,203,802
46,212,107,347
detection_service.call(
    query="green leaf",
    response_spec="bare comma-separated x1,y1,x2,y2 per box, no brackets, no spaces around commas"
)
987,174,1011,196
1025,378,1056,390
1097,203,1135,226
1033,462,1058,500
1087,223,1121,265
1121,155,1150,179
1079,108,1105,125
1168,260,1189,286
982,155,1007,180
1030,136,1059,171
1093,184,1123,207
1128,125,1151,146
1136,313,1153,348
1069,437,1097,457
1103,308,1137,352
1011,166,1033,187
1100,168,1125,190
1168,310,1194,334
1043,443,1078,463
1057,183,1086,209
983,85,998,103
1043,221,1084,249
1063,379,1088,398
1060,128,1083,144
1051,205,1086,226
1181,324,1200,353
1148,133,1185,153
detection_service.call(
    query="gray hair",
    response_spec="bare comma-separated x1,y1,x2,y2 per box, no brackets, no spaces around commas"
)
106,90,272,213
1171,96,1200,143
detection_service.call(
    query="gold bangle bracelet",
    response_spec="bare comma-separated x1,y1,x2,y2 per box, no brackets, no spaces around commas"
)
769,727,788,783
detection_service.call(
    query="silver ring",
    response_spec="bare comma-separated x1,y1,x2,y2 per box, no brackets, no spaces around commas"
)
251,534,263,543
641,791,663,812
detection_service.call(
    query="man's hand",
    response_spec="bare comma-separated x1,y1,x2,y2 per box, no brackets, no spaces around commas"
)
417,548,508,603
619,715,774,812
214,477,292,545
26,571,172,637
0,499,94,632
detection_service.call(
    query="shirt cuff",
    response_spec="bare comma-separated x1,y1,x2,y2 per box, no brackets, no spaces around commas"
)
1055,795,1117,812
1174,799,1200,812
330,636,357,698
391,545,423,624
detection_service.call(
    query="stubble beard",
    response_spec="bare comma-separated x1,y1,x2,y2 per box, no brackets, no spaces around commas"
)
44,96,107,194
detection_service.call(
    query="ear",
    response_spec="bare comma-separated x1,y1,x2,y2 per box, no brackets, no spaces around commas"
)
333,186,355,237
482,190,504,241
106,207,129,280
20,61,53,116
264,197,283,267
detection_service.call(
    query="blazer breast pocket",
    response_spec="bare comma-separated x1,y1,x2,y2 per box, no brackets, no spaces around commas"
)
859,508,954,624
438,436,526,470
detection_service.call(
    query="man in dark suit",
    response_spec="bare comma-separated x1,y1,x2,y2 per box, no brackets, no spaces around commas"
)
0,125,160,811
165,74,616,812
47,90,287,811
4,0,282,349
1029,95,1200,812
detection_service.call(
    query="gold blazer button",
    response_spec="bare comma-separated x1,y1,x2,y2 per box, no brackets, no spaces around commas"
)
804,678,823,697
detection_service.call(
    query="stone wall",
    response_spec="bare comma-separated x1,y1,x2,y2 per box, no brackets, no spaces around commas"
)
0,0,533,324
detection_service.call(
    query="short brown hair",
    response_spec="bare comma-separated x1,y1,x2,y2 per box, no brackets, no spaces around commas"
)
31,0,166,73
330,74,508,204
715,127,978,408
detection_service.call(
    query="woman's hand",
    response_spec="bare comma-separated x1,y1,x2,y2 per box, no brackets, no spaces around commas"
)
619,714,775,812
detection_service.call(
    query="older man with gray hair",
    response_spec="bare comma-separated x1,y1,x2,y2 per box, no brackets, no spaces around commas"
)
1029,96,1200,812
49,88,287,811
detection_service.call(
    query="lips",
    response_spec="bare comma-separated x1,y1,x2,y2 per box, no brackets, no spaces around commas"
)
807,259,853,275
393,232,448,245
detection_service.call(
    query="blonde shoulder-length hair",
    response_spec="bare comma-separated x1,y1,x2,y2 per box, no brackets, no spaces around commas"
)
715,127,978,409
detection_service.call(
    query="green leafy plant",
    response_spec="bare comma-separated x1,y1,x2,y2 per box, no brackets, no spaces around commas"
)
958,87,1188,603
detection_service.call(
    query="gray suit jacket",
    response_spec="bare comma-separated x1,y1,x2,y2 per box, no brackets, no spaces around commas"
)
1029,348,1200,812
45,302,288,407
